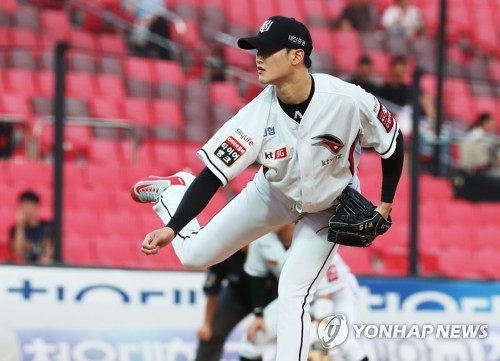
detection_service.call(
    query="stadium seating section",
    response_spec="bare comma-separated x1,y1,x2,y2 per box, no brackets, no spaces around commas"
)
0,0,499,279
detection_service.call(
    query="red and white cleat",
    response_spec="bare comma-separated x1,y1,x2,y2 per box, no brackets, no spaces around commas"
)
130,172,194,203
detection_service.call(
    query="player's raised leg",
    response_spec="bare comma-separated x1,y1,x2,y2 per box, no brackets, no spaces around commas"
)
132,171,297,269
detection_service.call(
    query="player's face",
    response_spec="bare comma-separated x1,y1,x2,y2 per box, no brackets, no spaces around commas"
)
255,48,294,85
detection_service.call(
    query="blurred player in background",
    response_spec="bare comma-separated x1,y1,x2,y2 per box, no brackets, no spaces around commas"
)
239,224,368,361
196,246,277,361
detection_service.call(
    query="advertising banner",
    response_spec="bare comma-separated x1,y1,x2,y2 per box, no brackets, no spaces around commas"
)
1,265,499,361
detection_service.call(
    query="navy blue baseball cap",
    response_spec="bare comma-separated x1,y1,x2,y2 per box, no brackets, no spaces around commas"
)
238,16,313,56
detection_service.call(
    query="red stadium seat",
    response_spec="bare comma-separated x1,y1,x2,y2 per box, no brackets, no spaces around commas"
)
88,138,122,166
66,72,96,99
9,48,37,70
377,246,409,276
437,249,477,279
304,0,329,26
151,141,185,172
470,9,497,55
4,160,52,188
420,174,453,201
476,204,500,227
419,0,439,37
151,99,184,136
12,5,40,29
338,246,375,275
95,74,126,99
249,0,277,25
5,69,36,95
225,0,254,31
210,82,242,108
63,234,97,266
223,45,255,70
68,51,96,73
123,97,153,125
365,51,391,77
443,78,475,122
98,55,124,75
0,93,31,122
72,187,113,211
35,70,54,96
65,97,90,117
474,248,500,279
275,0,305,22
123,57,154,82
331,31,362,73
474,96,497,117
125,78,154,99
437,224,475,252
96,34,126,55
63,162,88,189
95,236,138,268
151,59,185,84
9,28,40,48
89,98,125,119
64,209,101,238
488,60,500,83
38,123,93,160
0,0,18,11
473,226,500,251
309,27,335,54
39,10,71,39
85,163,123,190
69,29,97,52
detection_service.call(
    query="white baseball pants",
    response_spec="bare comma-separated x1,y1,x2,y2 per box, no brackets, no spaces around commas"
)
153,170,338,361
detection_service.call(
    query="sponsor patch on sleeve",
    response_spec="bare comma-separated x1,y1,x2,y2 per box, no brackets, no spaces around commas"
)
214,136,247,167
376,100,395,133
234,128,255,147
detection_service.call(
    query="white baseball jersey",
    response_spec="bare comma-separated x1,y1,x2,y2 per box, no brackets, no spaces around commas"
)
245,232,352,295
197,73,399,213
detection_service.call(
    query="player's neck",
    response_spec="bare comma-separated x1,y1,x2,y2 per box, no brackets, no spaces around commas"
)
275,71,312,105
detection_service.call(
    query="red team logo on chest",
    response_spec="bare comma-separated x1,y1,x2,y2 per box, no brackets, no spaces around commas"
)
376,100,395,133
312,135,344,154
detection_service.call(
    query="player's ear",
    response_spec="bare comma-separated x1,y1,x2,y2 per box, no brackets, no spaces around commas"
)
290,49,305,66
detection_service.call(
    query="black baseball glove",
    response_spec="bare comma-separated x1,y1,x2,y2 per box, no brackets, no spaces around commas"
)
327,187,392,247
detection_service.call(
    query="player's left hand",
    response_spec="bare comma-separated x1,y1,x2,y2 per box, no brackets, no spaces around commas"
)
141,227,175,255
247,316,266,343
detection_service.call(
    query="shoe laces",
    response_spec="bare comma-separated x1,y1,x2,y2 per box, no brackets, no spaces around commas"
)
139,183,165,202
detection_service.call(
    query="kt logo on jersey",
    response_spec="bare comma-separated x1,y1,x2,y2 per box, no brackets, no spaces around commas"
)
312,135,344,154
264,147,288,160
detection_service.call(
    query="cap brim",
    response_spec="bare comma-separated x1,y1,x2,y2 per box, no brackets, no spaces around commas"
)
237,36,284,51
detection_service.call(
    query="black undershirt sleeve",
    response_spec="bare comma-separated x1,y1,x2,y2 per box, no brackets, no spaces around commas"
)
381,130,404,203
250,275,270,316
166,167,223,235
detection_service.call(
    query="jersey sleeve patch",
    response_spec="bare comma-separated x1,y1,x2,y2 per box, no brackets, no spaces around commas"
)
214,136,247,167
376,99,395,133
